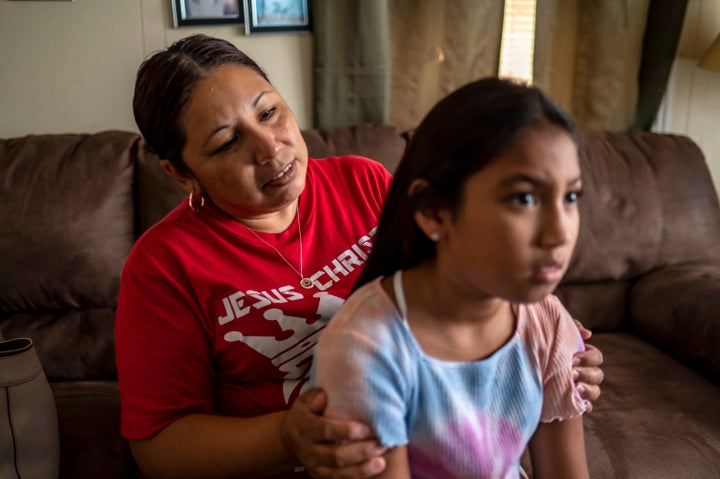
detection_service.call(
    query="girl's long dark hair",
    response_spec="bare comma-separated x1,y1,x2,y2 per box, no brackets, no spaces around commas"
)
353,77,578,291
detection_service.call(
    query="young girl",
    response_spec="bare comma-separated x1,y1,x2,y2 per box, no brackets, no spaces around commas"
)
312,78,590,479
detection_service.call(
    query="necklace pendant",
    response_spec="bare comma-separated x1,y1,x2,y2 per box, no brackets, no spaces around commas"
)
300,278,314,289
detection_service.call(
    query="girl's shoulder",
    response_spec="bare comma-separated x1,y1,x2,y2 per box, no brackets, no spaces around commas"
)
324,278,398,335
516,295,578,346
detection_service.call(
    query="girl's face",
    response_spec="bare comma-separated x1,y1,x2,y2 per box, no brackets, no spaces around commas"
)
433,124,581,304
171,65,308,223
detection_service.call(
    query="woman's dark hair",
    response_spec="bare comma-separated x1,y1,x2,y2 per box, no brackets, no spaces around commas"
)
133,34,270,168
353,77,578,291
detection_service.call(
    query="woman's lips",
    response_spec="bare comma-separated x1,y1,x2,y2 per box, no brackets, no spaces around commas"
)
264,161,295,188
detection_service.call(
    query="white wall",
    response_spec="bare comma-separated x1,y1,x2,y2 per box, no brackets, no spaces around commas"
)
0,0,313,137
658,0,720,194
2,0,718,195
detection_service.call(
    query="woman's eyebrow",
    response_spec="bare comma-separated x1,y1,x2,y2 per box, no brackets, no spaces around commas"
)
204,124,230,146
202,91,273,146
253,90,269,107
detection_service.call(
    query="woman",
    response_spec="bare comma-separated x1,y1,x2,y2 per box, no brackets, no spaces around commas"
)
115,34,603,478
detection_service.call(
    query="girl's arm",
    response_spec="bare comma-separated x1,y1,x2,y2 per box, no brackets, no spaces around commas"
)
527,416,589,479
373,446,411,479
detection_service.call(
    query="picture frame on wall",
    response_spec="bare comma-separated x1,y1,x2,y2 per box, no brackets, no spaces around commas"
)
172,0,244,27
244,0,312,34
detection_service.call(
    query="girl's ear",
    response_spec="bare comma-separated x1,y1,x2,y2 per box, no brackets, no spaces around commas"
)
409,179,447,242
160,160,200,195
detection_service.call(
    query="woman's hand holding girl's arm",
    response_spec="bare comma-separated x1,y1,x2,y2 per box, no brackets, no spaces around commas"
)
282,388,387,479
572,321,604,410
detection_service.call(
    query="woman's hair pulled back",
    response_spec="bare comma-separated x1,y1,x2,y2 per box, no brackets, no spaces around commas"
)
354,77,578,290
133,34,269,168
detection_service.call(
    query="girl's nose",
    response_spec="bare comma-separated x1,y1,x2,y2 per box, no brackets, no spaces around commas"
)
540,205,574,248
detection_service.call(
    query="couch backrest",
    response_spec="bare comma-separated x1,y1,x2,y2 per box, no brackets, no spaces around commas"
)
0,132,137,379
2,126,718,379
557,130,720,330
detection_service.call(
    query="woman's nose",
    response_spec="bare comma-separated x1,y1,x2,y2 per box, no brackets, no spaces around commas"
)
251,128,279,164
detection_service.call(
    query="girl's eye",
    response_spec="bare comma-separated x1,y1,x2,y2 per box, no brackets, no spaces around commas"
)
511,192,537,206
214,136,237,155
260,107,276,121
565,189,584,203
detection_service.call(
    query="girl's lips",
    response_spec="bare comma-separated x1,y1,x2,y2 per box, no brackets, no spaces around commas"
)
264,161,295,188
531,264,564,284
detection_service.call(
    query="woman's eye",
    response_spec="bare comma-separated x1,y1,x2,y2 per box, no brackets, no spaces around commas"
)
259,107,276,121
214,136,237,154
512,192,536,206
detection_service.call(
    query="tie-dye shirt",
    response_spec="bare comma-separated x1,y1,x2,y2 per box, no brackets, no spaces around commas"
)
312,271,587,479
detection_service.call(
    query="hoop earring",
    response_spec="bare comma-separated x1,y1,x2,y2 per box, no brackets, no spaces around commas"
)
188,190,205,213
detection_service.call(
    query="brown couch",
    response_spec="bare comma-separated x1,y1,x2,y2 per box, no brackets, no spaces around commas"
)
1,124,719,478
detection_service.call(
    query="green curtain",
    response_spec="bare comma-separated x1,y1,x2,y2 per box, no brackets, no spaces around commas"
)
633,0,688,131
313,0,503,131
313,0,390,128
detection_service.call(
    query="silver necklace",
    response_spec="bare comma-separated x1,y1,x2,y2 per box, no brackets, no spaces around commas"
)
242,203,314,289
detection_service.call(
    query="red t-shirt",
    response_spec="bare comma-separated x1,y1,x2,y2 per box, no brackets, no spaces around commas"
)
116,156,392,440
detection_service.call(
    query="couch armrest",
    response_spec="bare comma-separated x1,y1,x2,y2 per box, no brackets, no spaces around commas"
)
630,266,720,385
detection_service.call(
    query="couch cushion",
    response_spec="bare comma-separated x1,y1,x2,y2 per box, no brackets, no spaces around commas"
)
0,308,117,380
631,266,720,385
523,332,720,478
564,131,665,284
0,132,136,381
301,123,406,173
555,281,630,331
581,333,720,478
559,131,720,331
51,380,139,479
0,131,136,312
135,139,185,234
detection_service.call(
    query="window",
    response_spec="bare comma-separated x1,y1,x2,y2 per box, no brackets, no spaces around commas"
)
498,0,537,83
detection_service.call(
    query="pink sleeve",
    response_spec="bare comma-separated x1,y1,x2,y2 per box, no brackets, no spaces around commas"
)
523,296,588,422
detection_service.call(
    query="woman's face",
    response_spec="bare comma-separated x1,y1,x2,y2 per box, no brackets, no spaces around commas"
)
175,64,308,223
433,124,581,304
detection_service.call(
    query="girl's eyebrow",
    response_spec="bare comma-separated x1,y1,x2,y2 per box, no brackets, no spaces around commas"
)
499,174,583,188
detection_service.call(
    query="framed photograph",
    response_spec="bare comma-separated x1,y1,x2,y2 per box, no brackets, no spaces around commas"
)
244,0,312,34
173,0,244,27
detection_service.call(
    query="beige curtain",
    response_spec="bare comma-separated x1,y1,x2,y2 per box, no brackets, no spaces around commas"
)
534,0,650,131
389,0,504,132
